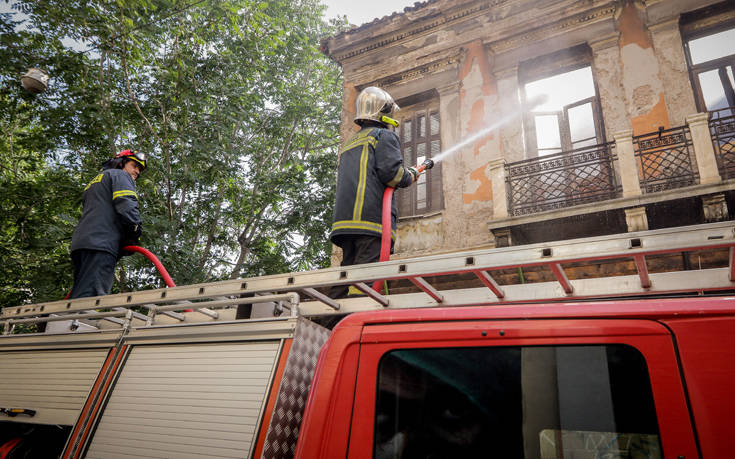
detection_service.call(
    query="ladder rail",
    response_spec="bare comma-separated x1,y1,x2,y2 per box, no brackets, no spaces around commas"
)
2,222,734,327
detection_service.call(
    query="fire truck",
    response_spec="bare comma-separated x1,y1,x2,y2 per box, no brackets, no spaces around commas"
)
1,222,734,458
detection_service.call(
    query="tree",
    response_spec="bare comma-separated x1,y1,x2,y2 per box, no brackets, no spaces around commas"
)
0,0,345,308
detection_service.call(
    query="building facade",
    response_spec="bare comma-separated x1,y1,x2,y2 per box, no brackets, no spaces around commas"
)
322,0,735,260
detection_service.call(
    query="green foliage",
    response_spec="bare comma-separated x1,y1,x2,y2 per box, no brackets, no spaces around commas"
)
0,0,344,307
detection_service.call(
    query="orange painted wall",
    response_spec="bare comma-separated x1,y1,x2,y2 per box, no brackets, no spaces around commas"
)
460,40,499,205
618,3,670,135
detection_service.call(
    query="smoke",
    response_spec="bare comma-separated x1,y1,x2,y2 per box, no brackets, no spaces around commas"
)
429,94,549,165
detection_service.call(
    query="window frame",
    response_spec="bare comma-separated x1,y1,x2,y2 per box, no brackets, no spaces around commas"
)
345,319,698,459
681,20,735,114
396,104,444,217
518,46,606,158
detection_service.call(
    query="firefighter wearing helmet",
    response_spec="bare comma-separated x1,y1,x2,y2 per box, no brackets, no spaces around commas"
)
69,150,146,298
329,87,419,298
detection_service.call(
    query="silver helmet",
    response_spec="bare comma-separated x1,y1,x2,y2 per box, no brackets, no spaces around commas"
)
354,86,400,126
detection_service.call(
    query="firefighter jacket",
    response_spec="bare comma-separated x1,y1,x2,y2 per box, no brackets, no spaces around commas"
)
71,168,142,258
330,126,413,243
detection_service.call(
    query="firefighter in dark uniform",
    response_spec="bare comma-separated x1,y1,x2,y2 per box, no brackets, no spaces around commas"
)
69,150,146,299
329,87,418,298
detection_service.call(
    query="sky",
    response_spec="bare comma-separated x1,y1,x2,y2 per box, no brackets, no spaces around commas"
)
0,1,420,28
322,0,419,27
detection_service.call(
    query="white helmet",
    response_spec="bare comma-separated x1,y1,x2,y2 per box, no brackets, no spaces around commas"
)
354,86,400,127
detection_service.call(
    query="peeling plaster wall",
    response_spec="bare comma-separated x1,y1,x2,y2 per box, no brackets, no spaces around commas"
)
649,20,698,125
456,40,501,247
592,38,631,137
617,2,671,134
394,214,444,255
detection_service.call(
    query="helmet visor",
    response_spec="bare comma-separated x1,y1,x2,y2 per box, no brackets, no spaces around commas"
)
130,152,147,169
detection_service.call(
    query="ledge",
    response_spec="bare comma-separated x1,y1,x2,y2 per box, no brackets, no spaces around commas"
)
398,210,443,223
488,179,735,230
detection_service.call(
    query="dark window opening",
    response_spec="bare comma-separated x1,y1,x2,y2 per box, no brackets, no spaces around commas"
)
374,345,661,459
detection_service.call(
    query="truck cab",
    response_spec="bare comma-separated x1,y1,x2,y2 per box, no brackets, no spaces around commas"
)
297,298,735,459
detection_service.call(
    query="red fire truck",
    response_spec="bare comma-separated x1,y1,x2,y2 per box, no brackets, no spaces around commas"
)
1,222,734,458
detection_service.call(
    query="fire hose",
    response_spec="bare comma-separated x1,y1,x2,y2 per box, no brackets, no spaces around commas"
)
63,246,182,308
122,245,176,288
373,159,435,292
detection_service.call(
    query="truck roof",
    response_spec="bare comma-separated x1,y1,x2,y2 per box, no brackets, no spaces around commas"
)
336,295,735,328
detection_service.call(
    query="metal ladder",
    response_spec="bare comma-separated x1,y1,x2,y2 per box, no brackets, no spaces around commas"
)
3,221,735,333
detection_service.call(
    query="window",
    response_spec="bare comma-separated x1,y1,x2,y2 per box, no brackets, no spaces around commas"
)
374,345,661,459
397,106,443,216
519,46,605,156
683,24,735,117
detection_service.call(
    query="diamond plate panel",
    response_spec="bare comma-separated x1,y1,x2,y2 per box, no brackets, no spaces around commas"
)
261,318,330,459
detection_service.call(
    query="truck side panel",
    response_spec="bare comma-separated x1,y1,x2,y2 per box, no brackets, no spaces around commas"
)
663,316,735,459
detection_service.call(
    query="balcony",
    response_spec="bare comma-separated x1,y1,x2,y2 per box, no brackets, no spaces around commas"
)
489,110,735,246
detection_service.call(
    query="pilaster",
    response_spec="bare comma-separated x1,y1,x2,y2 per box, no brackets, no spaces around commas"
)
686,112,722,185
613,130,643,198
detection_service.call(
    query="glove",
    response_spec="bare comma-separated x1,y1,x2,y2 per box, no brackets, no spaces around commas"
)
407,167,419,182
125,224,142,242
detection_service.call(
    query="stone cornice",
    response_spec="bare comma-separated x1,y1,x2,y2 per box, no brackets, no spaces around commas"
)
360,50,463,90
325,0,508,63
325,1,618,66
487,4,618,55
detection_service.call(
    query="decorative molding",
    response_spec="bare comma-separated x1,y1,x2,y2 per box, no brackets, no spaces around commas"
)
589,33,620,52
647,18,679,33
437,81,461,97
680,8,735,36
369,52,462,89
625,206,649,232
488,4,617,54
330,0,509,62
493,65,518,81
702,193,729,222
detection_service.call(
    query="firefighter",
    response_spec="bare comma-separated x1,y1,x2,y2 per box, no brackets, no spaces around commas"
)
329,87,418,298
69,150,145,299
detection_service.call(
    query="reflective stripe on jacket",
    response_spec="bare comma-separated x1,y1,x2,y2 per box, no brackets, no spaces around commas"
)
71,168,141,257
330,126,413,243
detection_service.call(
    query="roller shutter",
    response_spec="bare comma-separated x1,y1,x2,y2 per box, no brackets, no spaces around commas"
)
0,349,110,425
85,341,281,459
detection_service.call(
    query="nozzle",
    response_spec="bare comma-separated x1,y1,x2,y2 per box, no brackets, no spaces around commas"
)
415,159,435,174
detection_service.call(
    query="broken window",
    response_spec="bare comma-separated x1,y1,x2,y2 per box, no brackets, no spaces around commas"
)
519,46,605,157
396,98,443,217
682,22,735,118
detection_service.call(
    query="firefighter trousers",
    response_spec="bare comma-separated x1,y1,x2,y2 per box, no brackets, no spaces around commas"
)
328,235,382,299
70,249,117,299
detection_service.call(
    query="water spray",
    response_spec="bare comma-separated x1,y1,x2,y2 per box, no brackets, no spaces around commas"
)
372,94,549,292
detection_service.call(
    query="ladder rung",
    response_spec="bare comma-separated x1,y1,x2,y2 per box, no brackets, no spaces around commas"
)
302,288,340,310
353,283,390,307
410,277,444,303
474,270,505,299
549,263,573,294
634,255,651,289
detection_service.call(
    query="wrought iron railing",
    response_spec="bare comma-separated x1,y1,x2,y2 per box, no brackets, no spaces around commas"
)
505,142,619,216
709,107,735,180
633,126,698,193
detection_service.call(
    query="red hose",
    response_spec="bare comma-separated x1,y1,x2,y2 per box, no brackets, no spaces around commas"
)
372,187,395,292
123,246,191,311
123,245,176,287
